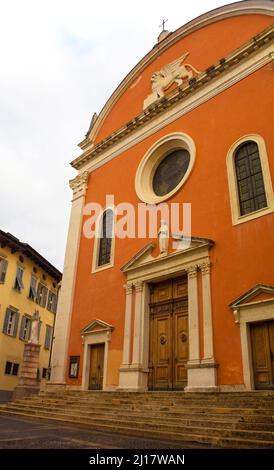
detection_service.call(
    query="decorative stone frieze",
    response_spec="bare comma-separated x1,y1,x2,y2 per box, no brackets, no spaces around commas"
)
69,171,89,200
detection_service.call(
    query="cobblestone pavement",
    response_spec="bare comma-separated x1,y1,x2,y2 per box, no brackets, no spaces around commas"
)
0,415,210,449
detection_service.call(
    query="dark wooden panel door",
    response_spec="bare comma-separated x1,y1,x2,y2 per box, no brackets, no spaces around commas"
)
250,321,274,390
149,312,172,390
173,310,188,389
89,343,105,390
149,277,188,390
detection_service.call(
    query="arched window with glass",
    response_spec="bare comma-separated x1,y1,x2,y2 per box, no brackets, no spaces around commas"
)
234,141,267,216
97,209,114,267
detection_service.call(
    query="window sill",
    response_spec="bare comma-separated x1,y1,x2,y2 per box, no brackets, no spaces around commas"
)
92,262,114,274
13,287,22,293
232,206,273,226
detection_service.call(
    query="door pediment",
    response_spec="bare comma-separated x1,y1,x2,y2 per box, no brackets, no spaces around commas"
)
230,284,274,309
81,319,114,336
121,236,214,277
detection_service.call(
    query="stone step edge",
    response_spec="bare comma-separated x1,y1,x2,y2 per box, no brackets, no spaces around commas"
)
0,409,273,449
9,400,274,415
4,403,273,427
5,403,272,424
0,408,273,441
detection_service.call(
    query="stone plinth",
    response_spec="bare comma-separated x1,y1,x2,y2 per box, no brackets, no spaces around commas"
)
13,343,41,400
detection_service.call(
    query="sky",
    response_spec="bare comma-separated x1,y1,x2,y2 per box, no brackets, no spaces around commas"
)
0,0,236,271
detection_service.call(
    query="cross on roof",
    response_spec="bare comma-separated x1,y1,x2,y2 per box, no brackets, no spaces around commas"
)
159,19,168,32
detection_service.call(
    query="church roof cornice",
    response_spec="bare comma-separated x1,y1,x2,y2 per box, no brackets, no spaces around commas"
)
71,21,274,170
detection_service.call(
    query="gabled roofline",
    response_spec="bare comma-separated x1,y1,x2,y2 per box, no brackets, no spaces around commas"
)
80,1,274,150
72,22,273,170
0,229,62,281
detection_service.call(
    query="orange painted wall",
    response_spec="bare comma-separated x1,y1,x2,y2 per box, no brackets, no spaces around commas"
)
67,14,274,387
94,14,272,144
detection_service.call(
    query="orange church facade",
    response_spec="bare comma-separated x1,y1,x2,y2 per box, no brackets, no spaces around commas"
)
50,1,274,393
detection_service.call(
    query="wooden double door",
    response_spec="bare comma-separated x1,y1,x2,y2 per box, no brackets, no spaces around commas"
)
148,277,188,390
89,343,105,390
250,320,274,390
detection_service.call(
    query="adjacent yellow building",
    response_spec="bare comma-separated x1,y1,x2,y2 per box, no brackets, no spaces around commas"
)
0,230,62,400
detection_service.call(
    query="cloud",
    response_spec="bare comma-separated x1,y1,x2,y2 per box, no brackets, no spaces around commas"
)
0,0,232,270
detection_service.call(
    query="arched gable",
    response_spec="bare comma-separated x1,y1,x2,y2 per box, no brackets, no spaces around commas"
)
81,1,273,151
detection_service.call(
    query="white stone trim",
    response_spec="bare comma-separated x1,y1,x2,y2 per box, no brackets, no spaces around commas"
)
50,174,88,384
226,134,274,225
200,261,214,361
121,283,133,366
119,241,217,391
91,206,115,273
81,329,111,391
131,281,144,367
186,265,200,363
135,132,196,204
234,301,274,390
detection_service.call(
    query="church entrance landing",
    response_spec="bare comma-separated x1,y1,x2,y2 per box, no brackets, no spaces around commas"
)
148,277,188,390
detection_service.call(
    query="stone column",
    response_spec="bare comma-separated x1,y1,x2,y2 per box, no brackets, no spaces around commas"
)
119,280,147,391
200,261,214,361
121,283,133,367
13,343,41,399
49,171,89,386
186,265,200,364
185,260,218,392
131,280,144,368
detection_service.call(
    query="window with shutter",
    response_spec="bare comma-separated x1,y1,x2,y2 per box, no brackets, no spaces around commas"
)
20,315,31,341
13,312,20,337
2,308,11,334
3,308,19,336
42,287,48,308
98,209,114,267
14,266,24,292
47,292,58,313
29,276,37,301
235,141,267,216
4,362,19,376
0,258,8,283
5,361,12,374
36,283,48,307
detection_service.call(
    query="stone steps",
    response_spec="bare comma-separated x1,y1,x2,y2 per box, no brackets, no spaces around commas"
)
14,399,274,418
34,397,274,408
0,408,273,449
3,402,274,438
8,401,274,426
0,390,273,448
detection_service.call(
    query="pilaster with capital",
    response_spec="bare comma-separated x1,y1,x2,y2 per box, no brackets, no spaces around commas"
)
186,264,200,363
131,280,144,367
121,283,133,366
199,260,214,361
50,170,89,385
69,171,89,201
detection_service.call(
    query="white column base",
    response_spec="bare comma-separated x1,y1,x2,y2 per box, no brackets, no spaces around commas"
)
118,367,148,391
185,360,219,392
